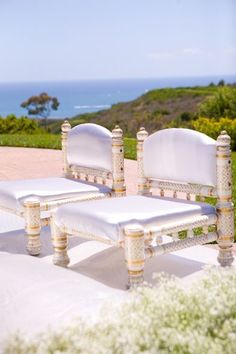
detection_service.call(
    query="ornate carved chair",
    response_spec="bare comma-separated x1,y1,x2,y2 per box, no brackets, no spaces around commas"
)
51,128,234,287
0,121,125,255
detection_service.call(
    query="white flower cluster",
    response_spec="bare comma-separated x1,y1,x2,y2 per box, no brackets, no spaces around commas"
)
4,266,236,354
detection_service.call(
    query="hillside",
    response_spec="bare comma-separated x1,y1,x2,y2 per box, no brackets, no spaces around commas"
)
46,85,232,137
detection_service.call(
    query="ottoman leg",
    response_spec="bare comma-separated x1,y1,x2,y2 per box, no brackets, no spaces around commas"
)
24,199,41,256
217,204,234,267
216,130,234,267
124,224,145,288
51,216,69,267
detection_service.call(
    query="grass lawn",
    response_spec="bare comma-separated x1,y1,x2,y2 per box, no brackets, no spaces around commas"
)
0,134,61,150
0,133,137,158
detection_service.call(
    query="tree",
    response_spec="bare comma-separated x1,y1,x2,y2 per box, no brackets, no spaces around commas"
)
21,92,60,127
218,79,225,87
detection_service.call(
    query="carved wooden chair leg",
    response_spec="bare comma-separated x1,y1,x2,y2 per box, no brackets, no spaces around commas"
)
124,224,145,288
217,206,234,266
24,199,41,256
216,131,234,267
111,125,126,197
51,216,69,267
137,127,150,195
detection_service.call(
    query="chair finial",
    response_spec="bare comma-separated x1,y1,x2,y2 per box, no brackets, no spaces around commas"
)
61,120,71,133
137,127,148,141
217,130,231,147
112,125,123,138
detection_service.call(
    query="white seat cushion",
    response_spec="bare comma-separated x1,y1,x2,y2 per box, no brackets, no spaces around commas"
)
0,177,111,213
54,195,216,242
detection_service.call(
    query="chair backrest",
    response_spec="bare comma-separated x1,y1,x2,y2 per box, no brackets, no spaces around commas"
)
61,121,126,196
143,128,217,187
67,123,112,172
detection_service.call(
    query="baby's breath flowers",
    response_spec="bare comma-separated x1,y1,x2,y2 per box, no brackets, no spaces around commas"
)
4,266,236,354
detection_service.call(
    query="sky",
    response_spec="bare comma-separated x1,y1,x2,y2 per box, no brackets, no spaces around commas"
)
0,0,235,82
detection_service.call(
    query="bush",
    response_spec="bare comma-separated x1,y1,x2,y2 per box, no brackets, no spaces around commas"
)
3,267,236,354
193,117,236,150
198,87,236,119
180,111,194,122
0,115,42,134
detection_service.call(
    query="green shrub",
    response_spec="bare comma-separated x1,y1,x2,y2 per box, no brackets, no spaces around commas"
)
0,115,42,134
180,111,194,122
193,117,236,150
198,87,236,119
3,267,236,354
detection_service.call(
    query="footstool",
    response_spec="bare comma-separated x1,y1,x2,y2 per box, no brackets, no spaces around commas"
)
51,195,217,287
0,122,125,255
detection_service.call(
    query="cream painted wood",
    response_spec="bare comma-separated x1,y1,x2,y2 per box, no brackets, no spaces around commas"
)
145,232,217,258
137,127,150,195
40,192,110,212
216,131,234,266
150,180,216,198
144,214,217,239
51,216,70,267
61,120,72,177
124,224,145,288
112,125,126,196
24,199,41,255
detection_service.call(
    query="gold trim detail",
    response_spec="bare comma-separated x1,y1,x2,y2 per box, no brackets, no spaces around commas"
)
24,204,40,208
128,270,144,276
54,246,67,251
216,154,230,158
217,208,233,213
125,233,144,238
126,259,145,265
26,225,40,230
27,233,40,237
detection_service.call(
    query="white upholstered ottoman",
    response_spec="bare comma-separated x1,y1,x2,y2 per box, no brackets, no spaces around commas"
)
51,127,234,287
0,122,125,256
51,195,217,287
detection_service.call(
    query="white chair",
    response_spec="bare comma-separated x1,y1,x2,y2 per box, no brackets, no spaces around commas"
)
0,121,125,255
51,128,234,287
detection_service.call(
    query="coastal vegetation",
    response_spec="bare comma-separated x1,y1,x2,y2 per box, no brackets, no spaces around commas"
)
2,84,236,133
1,83,236,147
43,83,236,139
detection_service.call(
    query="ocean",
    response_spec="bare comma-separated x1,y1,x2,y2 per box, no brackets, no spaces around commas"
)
0,75,235,119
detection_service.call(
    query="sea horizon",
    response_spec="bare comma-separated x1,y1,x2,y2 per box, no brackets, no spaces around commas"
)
0,75,236,119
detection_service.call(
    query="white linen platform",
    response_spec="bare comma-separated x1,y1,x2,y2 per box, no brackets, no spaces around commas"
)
1,209,235,344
